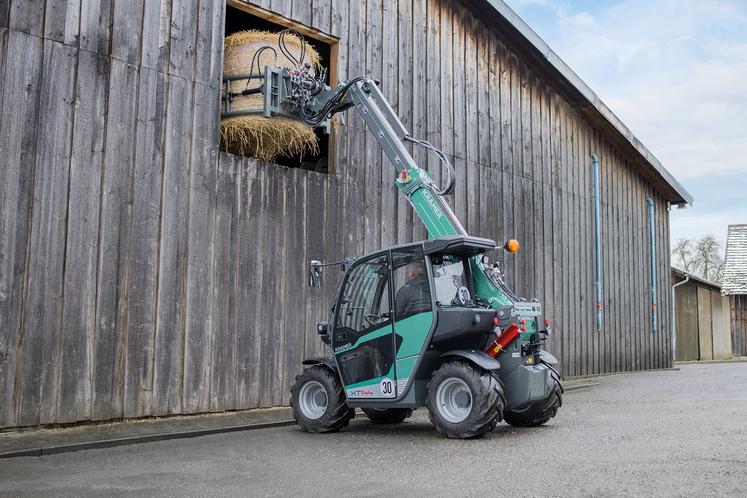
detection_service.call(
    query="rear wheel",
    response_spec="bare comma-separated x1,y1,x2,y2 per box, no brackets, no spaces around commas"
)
503,373,563,427
362,407,414,424
426,361,504,439
290,365,353,433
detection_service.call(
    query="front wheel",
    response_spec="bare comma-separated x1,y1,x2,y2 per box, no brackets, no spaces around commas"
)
503,372,563,427
426,361,505,439
290,365,353,433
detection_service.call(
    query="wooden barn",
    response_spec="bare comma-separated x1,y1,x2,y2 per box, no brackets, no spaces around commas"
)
722,224,747,356
0,0,692,429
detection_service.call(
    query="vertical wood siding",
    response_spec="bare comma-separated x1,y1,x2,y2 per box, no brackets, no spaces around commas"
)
674,279,733,361
732,296,747,356
0,0,675,428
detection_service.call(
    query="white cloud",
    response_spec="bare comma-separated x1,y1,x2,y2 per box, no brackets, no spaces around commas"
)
505,0,747,245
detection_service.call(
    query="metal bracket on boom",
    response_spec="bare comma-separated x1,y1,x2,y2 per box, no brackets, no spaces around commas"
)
235,65,456,198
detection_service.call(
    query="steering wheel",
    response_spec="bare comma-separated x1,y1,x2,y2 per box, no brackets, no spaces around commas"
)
364,314,382,326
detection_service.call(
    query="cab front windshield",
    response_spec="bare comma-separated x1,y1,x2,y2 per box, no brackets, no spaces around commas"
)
431,255,468,306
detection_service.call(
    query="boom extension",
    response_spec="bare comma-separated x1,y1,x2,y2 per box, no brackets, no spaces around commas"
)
251,65,541,333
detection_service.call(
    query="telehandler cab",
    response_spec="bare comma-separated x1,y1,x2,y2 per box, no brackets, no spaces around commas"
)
227,31,563,438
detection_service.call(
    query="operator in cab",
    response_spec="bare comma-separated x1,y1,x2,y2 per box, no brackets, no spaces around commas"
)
395,260,432,319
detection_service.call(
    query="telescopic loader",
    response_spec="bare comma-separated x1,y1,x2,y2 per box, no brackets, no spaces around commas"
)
229,51,563,438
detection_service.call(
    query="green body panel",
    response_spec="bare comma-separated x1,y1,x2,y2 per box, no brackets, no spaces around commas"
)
333,325,393,355
334,312,433,359
395,168,459,238
469,258,512,308
394,312,434,358
395,356,418,382
336,312,433,392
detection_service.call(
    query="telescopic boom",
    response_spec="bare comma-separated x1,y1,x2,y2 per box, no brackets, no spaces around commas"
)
233,65,542,332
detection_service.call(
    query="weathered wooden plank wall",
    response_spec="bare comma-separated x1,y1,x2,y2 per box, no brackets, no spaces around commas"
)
697,287,714,360
675,284,699,361
711,294,731,361
0,0,675,429
731,296,747,356
673,277,732,361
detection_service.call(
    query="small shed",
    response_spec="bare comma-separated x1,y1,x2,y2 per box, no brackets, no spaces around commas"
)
672,268,731,361
722,224,747,356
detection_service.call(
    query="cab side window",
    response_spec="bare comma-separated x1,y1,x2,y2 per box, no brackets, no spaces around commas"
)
335,254,391,337
392,249,432,321
432,256,468,306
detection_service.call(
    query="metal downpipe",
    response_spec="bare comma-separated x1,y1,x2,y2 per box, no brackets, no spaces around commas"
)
591,153,602,331
646,197,657,332
671,274,690,361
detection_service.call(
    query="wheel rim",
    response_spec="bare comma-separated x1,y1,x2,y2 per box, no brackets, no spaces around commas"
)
435,377,472,423
298,381,328,420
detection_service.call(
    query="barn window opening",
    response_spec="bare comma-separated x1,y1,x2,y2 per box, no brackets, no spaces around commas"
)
222,2,336,174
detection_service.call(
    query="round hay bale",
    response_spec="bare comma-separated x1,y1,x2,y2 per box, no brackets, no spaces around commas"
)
221,30,321,162
220,115,319,162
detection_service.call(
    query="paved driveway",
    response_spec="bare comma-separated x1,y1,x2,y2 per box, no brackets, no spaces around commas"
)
1,362,746,497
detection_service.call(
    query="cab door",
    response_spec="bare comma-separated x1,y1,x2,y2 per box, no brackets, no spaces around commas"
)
391,248,435,396
332,252,398,399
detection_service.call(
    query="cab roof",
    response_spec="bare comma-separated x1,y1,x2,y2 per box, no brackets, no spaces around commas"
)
422,236,496,256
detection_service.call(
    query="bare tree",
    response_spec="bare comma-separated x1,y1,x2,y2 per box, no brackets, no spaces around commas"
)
672,238,695,272
672,234,724,282
693,235,724,282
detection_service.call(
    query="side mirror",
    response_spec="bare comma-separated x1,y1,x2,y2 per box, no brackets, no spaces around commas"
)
308,260,322,288
316,321,329,335
317,320,330,345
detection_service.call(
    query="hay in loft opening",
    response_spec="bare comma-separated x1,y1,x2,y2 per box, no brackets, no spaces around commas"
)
220,115,320,162
220,30,322,162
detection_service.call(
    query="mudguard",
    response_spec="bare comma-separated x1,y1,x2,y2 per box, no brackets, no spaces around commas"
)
540,350,559,365
441,350,500,371
302,357,339,372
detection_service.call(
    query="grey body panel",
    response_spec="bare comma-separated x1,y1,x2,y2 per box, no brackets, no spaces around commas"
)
540,350,559,365
502,364,554,410
495,340,559,410
302,357,338,372
441,350,500,371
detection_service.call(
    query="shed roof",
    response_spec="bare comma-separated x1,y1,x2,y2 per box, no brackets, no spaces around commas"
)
722,224,747,295
474,1,693,206
671,267,721,293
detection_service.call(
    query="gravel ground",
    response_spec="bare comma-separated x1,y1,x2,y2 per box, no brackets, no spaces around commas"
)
1,362,746,497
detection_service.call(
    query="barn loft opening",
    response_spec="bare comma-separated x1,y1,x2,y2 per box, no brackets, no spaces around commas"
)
223,1,336,174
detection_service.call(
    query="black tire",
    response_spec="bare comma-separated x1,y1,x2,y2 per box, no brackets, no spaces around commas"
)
362,407,414,424
290,365,353,433
425,361,505,439
503,372,563,427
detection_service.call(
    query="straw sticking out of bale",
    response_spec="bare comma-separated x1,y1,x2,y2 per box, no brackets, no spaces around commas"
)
220,115,320,162
220,30,322,162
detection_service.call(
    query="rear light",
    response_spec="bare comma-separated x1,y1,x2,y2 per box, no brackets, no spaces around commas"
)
485,323,521,358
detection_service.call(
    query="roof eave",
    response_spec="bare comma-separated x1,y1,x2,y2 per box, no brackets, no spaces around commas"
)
671,267,722,292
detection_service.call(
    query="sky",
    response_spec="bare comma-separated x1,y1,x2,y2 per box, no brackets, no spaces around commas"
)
504,0,747,255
